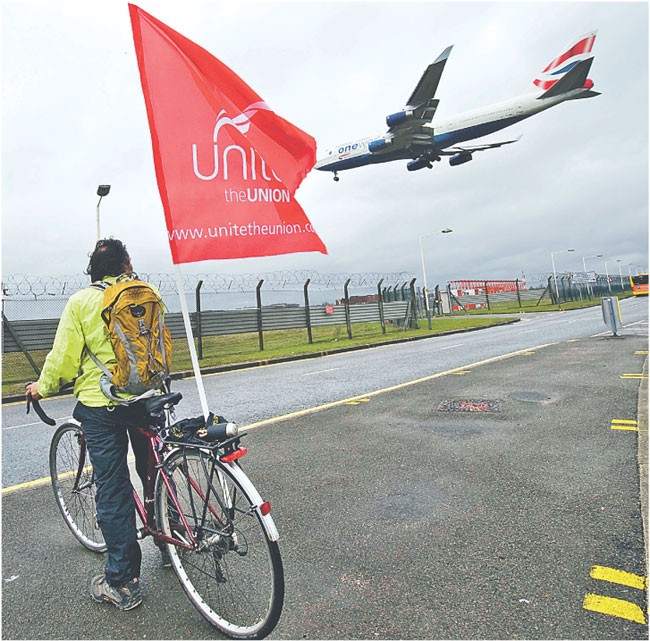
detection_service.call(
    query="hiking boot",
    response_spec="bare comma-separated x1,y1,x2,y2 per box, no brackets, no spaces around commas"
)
90,575,143,611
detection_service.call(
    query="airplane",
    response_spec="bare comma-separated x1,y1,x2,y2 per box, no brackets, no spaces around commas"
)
314,31,599,180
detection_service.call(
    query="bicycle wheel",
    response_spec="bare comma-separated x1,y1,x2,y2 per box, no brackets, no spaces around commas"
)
156,448,284,639
49,422,106,553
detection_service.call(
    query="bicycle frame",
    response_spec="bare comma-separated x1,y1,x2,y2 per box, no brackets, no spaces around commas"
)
132,428,236,551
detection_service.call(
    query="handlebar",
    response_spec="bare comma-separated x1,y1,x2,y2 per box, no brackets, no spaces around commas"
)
26,395,56,426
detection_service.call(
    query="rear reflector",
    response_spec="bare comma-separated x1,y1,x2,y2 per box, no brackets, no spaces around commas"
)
220,448,247,463
260,501,271,516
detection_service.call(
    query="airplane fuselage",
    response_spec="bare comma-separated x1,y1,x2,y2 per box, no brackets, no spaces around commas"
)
315,87,588,173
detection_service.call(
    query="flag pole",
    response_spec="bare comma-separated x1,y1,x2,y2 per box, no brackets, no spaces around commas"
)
173,264,210,419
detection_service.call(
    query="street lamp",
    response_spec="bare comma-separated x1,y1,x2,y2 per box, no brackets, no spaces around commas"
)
420,228,453,329
581,254,602,299
582,253,603,272
604,258,621,293
96,184,111,241
551,248,575,304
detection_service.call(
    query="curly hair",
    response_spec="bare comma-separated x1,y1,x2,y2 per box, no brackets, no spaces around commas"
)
85,238,131,282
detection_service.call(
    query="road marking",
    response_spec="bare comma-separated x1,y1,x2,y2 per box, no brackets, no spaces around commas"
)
620,374,647,379
520,330,536,334
241,342,558,432
3,416,73,431
521,351,536,356
583,594,646,624
345,398,370,406
611,419,639,431
635,350,648,355
302,368,341,377
567,339,579,343
439,344,464,351
2,342,560,494
451,370,472,375
590,566,647,590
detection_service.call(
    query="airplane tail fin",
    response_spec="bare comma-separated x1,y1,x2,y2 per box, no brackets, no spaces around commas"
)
533,31,597,92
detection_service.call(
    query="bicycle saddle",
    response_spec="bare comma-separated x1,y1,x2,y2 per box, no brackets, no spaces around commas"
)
141,392,183,416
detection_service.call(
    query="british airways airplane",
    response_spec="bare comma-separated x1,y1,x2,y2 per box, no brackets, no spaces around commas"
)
314,32,599,180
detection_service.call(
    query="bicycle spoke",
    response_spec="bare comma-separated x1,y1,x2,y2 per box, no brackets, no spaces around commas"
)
49,423,106,553
156,449,283,638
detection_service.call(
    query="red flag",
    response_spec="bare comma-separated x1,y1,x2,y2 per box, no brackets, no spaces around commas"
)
129,4,327,264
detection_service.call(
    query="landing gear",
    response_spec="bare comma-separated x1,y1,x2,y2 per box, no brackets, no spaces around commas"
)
333,172,339,182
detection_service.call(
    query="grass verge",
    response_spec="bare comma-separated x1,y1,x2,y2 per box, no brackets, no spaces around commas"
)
3,316,512,399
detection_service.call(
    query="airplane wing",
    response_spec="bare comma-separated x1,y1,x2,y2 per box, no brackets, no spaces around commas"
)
386,46,453,135
437,136,522,155
406,45,453,111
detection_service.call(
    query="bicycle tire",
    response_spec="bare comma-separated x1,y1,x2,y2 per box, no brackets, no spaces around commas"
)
156,448,284,639
49,422,106,553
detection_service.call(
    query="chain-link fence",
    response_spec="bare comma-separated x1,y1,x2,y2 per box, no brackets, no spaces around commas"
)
2,270,417,394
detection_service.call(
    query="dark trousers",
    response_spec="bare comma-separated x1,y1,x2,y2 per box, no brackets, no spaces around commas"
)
72,402,151,587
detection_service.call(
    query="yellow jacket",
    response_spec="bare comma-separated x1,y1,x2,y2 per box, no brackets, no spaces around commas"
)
38,276,121,406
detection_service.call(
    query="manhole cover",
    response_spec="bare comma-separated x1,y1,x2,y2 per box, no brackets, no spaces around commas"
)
510,391,551,403
437,399,503,413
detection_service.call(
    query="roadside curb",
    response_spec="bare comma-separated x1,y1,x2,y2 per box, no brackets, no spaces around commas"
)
2,318,519,404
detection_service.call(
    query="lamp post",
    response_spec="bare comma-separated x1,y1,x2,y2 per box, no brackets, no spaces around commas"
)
551,248,575,304
582,254,603,299
582,253,603,272
616,259,624,289
96,184,111,241
419,228,453,329
604,259,621,293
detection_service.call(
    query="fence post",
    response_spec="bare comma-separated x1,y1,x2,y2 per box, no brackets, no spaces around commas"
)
2,312,41,377
400,282,408,301
408,278,419,328
256,279,264,351
484,281,491,311
343,278,353,339
515,279,522,308
377,278,386,334
195,279,203,360
303,278,313,345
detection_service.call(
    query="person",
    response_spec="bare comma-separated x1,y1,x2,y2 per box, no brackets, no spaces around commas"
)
25,239,167,611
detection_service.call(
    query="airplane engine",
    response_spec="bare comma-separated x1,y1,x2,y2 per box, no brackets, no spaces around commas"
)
385,109,414,128
449,151,473,166
406,157,431,172
368,138,393,153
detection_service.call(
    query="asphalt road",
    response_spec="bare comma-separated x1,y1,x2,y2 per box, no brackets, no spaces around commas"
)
2,299,648,639
2,297,647,487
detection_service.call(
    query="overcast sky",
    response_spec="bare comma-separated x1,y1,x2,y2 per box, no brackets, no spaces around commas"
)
2,1,648,288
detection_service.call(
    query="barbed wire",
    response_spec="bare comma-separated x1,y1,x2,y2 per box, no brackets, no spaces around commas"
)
1,270,416,298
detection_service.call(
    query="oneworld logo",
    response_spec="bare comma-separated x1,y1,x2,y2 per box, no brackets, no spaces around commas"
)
191,101,282,185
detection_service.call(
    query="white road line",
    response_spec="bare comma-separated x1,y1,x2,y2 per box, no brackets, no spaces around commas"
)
3,416,72,431
302,368,341,377
439,344,464,351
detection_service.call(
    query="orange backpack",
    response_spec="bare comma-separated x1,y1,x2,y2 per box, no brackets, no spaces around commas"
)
88,278,173,399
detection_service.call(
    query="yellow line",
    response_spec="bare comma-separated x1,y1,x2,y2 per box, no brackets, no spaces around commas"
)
4,344,560,492
635,351,648,355
590,566,647,590
620,374,647,379
2,476,52,494
242,343,558,431
611,419,639,431
583,594,646,624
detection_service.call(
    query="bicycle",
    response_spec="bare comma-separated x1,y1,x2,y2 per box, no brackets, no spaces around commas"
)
27,390,284,639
